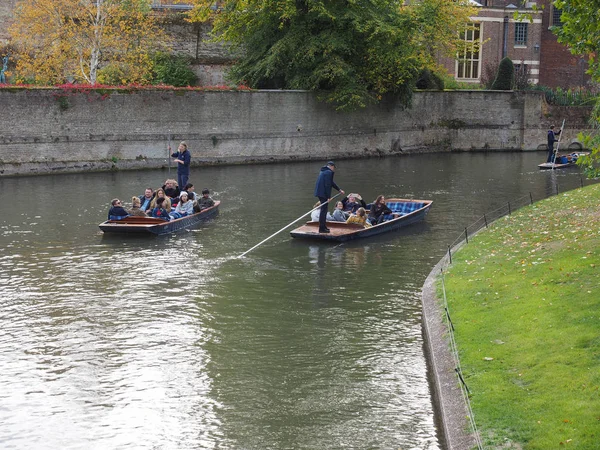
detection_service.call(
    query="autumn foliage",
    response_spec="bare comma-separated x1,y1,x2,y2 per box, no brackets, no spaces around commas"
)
9,0,170,86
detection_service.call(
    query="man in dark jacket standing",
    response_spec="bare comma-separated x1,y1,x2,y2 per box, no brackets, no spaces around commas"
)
314,161,344,233
546,125,561,163
170,141,192,188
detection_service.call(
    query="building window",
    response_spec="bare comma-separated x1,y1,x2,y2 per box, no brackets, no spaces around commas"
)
552,7,563,27
515,22,528,46
456,23,481,80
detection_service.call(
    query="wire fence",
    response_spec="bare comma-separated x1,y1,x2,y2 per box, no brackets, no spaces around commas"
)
435,174,598,449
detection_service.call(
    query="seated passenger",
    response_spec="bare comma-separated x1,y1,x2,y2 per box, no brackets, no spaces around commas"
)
170,191,194,219
162,179,181,206
128,196,147,217
342,193,366,214
139,187,154,212
346,207,372,228
150,197,171,221
108,198,129,221
148,188,171,213
331,201,349,222
310,200,333,222
182,183,198,202
193,188,216,213
367,195,393,225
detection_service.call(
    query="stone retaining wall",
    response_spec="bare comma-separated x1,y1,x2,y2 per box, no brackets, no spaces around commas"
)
0,89,592,177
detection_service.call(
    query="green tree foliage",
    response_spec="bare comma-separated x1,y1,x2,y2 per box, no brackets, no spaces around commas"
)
553,1,600,177
151,52,198,87
491,57,514,90
179,0,476,110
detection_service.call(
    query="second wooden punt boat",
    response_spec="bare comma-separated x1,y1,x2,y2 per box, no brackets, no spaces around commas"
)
290,198,432,242
99,201,220,235
538,152,588,170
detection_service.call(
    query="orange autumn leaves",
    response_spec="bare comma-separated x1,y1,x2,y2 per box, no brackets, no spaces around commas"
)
9,0,169,85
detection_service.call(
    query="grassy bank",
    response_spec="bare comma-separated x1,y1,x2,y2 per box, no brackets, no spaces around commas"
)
441,183,600,449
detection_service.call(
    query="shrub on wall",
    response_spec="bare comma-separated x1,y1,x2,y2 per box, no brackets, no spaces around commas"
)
416,69,445,90
151,52,197,87
491,57,514,90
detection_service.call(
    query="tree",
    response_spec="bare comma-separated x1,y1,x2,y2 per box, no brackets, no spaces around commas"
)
178,0,476,110
491,57,514,90
552,1,600,177
9,0,169,85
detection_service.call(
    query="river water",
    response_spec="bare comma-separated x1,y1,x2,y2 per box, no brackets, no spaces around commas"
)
0,152,591,449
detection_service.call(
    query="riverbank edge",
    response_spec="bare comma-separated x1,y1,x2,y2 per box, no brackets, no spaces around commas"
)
420,183,600,449
422,184,600,449
422,240,475,450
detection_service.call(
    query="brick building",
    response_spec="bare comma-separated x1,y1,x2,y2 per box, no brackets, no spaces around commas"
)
0,0,592,89
538,1,589,87
439,0,590,89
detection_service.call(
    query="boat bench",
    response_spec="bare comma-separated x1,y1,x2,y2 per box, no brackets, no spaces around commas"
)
386,202,425,216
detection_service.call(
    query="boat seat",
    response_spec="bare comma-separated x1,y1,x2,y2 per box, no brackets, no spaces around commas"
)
386,201,425,216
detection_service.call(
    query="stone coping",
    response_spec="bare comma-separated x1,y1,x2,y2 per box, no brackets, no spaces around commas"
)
421,241,477,450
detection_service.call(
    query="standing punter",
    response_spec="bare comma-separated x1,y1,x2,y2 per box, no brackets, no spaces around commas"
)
314,161,344,234
546,125,561,163
170,141,192,188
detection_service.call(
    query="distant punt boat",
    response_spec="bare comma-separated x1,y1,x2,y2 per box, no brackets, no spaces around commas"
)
290,198,432,242
538,152,588,170
99,201,220,235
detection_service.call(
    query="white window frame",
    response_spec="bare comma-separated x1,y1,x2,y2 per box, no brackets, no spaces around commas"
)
515,22,528,46
456,23,482,81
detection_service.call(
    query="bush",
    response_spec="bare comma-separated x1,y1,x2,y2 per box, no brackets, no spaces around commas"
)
491,57,514,90
97,64,128,86
416,69,445,90
524,84,599,106
151,52,197,87
481,62,499,89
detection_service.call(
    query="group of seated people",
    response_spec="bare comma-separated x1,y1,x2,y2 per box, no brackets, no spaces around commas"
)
311,193,398,228
108,179,215,222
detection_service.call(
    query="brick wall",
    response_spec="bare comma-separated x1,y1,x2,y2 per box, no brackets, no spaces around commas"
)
539,4,590,88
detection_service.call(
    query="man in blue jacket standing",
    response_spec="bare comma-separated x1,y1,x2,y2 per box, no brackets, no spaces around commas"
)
314,161,344,233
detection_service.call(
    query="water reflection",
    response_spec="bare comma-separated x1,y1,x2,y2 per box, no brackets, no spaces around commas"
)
0,152,594,449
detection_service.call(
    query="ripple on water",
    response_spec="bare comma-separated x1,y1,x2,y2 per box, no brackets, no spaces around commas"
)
2,153,591,449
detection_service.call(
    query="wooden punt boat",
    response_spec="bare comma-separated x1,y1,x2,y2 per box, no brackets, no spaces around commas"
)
538,152,588,170
290,198,432,242
99,201,220,235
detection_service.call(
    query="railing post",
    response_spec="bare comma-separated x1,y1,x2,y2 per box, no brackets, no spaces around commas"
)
464,228,469,244
529,192,533,205
508,202,511,216
483,214,488,228
455,368,471,395
448,245,452,264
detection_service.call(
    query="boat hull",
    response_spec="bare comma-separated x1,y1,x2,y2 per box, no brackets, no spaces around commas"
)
538,152,588,170
99,201,220,235
290,199,432,242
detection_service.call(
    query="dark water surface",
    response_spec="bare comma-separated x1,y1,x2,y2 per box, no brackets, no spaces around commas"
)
0,152,589,449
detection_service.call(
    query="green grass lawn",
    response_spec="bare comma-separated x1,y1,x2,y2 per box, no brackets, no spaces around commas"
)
441,183,600,449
